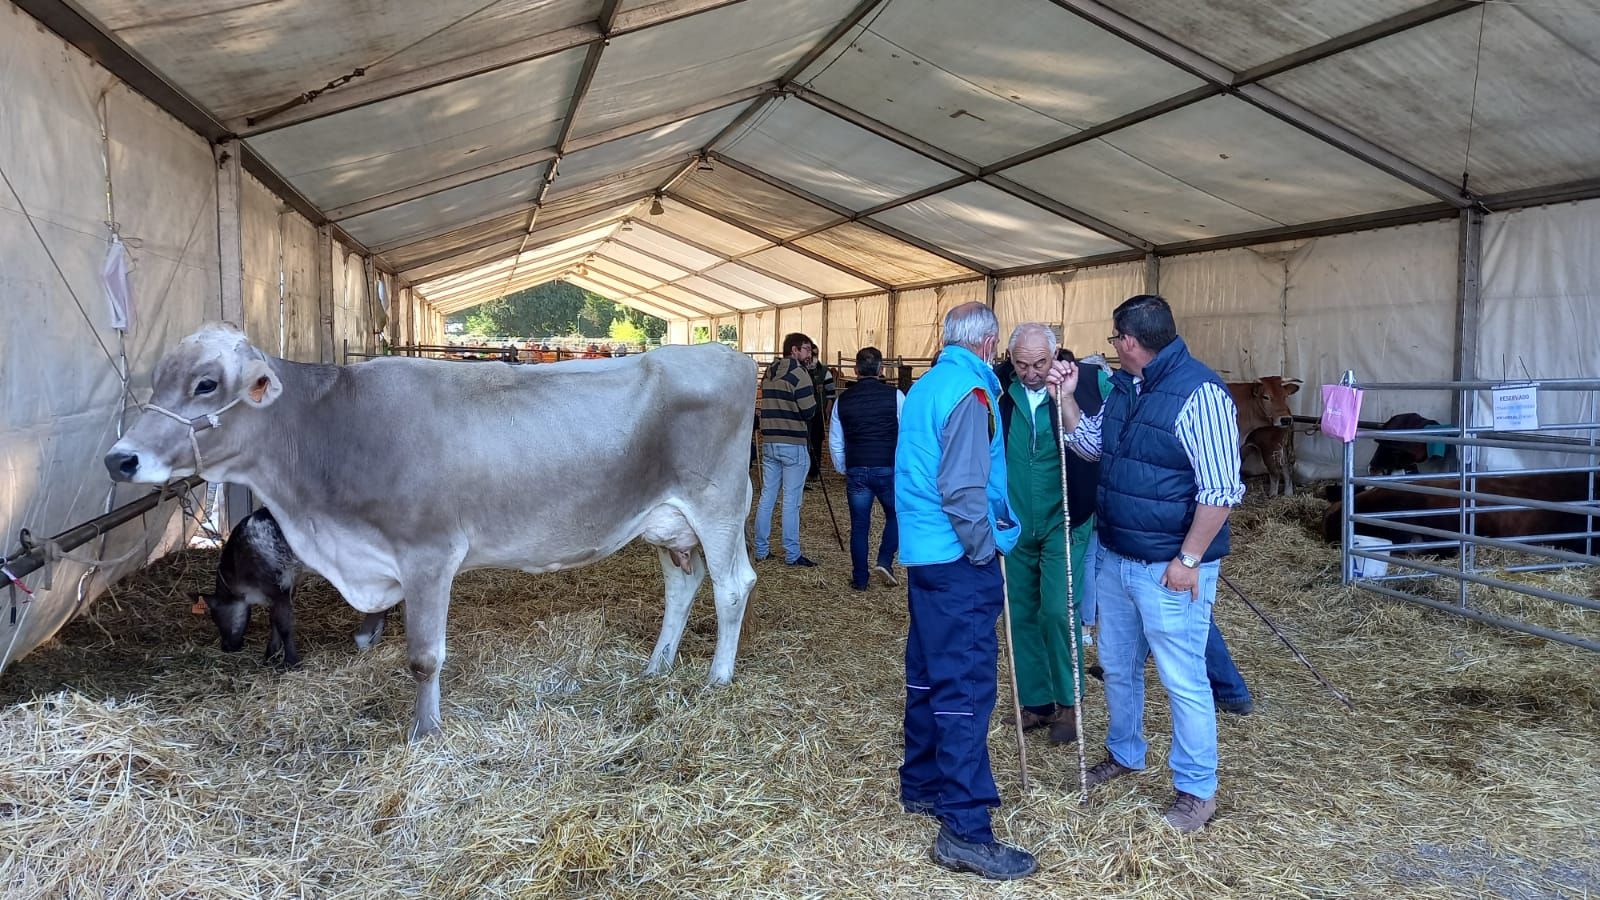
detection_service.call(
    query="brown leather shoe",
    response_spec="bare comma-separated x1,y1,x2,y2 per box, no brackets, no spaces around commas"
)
1016,705,1057,731
1085,756,1138,790
1048,707,1077,744
1163,791,1217,833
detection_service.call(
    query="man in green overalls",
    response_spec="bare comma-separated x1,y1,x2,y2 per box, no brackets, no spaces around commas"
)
996,323,1110,745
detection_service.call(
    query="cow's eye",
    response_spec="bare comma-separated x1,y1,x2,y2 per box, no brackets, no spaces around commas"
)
195,378,218,396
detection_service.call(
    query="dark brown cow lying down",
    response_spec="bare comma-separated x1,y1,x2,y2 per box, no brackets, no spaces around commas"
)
1322,472,1599,555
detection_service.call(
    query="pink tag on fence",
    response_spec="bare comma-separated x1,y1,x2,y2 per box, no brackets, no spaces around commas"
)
1319,383,1364,443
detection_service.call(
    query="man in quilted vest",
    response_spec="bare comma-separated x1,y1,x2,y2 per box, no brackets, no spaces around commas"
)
1051,294,1244,834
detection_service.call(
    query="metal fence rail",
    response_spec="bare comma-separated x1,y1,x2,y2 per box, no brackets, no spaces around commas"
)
1338,375,1600,653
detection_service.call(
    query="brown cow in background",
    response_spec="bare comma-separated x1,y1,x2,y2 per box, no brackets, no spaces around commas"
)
1322,472,1599,555
1228,376,1301,497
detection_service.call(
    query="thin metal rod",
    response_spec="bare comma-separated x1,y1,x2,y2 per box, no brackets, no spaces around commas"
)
1219,574,1355,710
1351,551,1600,613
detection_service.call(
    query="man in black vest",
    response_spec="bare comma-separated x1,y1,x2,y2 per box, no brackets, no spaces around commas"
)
828,347,904,590
1051,295,1244,834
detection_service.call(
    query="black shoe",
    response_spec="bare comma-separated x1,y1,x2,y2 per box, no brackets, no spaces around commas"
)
931,826,1037,880
851,582,868,592
1217,697,1254,716
804,483,816,491
1087,664,1105,682
786,556,817,567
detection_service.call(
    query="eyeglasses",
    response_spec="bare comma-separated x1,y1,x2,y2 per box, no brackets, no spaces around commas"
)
1107,333,1125,345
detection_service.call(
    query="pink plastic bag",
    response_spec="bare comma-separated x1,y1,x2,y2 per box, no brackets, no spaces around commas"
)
1319,382,1364,443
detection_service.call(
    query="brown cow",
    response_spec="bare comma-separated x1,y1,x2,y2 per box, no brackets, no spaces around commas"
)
1321,472,1599,555
1228,376,1301,497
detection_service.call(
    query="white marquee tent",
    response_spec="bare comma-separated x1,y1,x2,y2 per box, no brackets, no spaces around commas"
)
4,0,1599,666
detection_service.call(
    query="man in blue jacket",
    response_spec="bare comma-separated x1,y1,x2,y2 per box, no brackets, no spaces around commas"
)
1052,294,1244,834
895,302,1033,880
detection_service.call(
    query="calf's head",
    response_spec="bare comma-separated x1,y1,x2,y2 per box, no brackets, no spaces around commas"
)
194,589,251,652
105,323,281,483
1369,413,1438,475
1248,376,1300,428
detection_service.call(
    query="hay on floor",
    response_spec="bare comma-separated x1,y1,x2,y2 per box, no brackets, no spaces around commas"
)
1,474,1597,899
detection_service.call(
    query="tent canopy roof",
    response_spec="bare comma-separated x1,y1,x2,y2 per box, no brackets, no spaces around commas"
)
51,0,1600,316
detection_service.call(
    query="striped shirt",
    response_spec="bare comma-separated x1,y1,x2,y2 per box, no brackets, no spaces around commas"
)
758,358,817,445
1063,379,1245,507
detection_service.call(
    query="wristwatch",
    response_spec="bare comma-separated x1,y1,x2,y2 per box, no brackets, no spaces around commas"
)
1178,553,1201,569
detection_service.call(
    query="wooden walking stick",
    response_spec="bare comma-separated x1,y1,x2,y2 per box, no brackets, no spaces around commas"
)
1057,386,1089,805
1000,572,1030,795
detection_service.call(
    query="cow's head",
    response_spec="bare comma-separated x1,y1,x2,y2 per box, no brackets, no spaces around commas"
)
104,322,281,483
1369,412,1438,475
194,590,250,652
1249,376,1300,428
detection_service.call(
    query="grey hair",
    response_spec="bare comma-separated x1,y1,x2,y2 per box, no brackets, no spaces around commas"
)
941,302,999,351
1007,322,1057,357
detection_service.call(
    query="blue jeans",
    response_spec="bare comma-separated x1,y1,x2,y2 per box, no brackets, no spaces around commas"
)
1095,544,1220,800
901,557,1004,843
845,466,898,587
754,441,807,562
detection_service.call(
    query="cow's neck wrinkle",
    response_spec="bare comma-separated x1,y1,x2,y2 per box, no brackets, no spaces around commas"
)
221,358,344,511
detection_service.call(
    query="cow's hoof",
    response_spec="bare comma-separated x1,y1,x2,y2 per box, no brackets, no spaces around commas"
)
354,633,380,651
407,721,442,743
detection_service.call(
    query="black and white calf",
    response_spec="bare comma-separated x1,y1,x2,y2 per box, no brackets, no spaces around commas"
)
197,507,385,667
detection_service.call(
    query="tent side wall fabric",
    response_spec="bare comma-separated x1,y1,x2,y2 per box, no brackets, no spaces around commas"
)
0,13,442,667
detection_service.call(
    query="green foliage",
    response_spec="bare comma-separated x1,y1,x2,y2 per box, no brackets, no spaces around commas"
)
445,280,665,339
608,318,646,344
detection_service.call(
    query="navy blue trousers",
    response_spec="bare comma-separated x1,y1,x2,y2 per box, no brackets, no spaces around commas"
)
900,556,1004,843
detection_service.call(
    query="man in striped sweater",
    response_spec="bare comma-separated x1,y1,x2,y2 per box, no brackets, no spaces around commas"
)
754,333,820,567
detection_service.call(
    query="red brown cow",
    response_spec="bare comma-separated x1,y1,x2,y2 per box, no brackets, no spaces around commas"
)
1228,376,1301,497
1322,472,1599,555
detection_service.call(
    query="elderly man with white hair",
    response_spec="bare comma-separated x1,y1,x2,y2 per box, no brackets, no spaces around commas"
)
994,322,1110,747
894,301,1032,881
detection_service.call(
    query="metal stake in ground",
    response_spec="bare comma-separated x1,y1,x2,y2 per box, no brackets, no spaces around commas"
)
1000,573,1030,795
1056,389,1089,804
817,472,845,551
1220,572,1356,711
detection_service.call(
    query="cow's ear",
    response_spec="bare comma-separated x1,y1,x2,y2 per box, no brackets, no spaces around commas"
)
1285,382,1300,395
240,358,282,408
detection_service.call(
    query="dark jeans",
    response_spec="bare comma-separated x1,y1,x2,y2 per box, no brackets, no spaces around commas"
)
1205,618,1252,707
845,466,898,587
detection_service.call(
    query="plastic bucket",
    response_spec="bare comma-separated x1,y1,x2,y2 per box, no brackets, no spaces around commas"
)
1349,534,1393,579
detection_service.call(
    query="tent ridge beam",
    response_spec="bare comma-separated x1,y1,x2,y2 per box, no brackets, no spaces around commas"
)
693,156,990,275
1046,0,1470,207
390,194,650,274
592,249,751,313
613,222,809,302
235,0,751,136
788,89,1153,249
648,0,887,202
327,84,775,222
668,195,896,291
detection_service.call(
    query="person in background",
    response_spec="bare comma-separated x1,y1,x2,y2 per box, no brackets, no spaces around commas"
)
803,341,837,487
828,347,903,591
754,332,819,567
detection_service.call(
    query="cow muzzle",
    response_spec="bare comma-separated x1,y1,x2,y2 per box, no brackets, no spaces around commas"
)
105,449,140,482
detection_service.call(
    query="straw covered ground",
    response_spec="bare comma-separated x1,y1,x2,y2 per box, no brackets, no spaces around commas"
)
2,474,1598,899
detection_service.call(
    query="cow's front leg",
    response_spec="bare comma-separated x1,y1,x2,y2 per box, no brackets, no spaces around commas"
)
399,576,452,741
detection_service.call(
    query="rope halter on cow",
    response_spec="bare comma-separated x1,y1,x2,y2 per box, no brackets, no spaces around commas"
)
140,394,247,478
